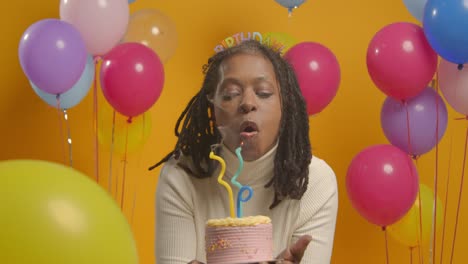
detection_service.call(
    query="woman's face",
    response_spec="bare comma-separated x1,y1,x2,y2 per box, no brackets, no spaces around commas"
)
211,53,282,161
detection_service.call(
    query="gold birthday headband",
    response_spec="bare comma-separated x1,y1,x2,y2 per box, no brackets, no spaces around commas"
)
213,31,289,54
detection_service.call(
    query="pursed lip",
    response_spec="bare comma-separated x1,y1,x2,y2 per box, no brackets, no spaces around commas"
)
239,121,259,133
239,120,259,140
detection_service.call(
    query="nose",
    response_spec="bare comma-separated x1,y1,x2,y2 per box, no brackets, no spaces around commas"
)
239,90,257,114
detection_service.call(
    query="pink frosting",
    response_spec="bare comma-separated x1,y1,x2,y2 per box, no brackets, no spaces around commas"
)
205,223,273,264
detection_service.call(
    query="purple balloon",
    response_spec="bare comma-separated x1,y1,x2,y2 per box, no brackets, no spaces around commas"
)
18,19,87,94
381,87,448,156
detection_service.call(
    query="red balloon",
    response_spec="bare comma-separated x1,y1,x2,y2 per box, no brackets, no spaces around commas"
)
284,42,341,115
366,22,437,100
100,42,164,117
346,144,419,227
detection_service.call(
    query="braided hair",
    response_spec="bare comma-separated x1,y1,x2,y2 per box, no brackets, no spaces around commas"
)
149,40,312,209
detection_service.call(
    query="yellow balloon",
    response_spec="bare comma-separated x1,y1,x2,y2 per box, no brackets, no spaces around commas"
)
263,31,298,54
123,8,178,63
0,160,138,264
388,184,443,248
98,102,152,156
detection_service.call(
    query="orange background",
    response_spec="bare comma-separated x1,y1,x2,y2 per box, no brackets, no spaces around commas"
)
3,0,468,263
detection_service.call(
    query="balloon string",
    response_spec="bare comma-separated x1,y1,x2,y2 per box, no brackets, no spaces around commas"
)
414,157,424,264
449,120,468,264
410,247,414,264
418,243,422,264
114,163,119,201
93,56,100,182
120,122,130,210
108,110,116,193
430,73,440,264
406,102,424,264
63,109,73,167
418,183,424,264
142,114,146,142
440,129,454,264
131,187,137,228
56,95,66,164
404,101,415,158
383,226,390,264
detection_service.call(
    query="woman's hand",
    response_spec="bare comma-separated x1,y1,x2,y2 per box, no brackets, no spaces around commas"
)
275,235,312,263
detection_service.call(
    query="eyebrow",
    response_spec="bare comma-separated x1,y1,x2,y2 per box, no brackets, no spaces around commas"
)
219,77,243,87
220,76,273,86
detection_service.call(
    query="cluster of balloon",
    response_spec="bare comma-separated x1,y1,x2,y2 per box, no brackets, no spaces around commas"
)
18,0,178,156
346,0,466,256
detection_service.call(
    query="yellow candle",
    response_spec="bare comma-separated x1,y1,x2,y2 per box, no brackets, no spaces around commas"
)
209,151,235,218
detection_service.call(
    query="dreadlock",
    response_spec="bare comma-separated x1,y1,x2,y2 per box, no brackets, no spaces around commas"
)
149,40,312,209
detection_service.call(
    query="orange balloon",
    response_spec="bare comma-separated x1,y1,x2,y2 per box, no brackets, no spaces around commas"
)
123,9,178,63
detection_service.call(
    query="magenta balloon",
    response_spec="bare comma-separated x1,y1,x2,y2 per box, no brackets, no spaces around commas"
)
18,19,87,94
100,43,164,117
284,42,341,115
346,144,419,227
367,22,437,100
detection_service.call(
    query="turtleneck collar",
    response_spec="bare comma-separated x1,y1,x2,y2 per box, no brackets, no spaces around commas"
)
220,142,278,187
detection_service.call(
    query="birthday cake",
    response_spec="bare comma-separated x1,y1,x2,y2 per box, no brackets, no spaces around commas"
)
205,215,273,264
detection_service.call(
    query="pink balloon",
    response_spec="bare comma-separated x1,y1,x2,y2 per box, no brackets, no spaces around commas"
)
367,22,437,100
438,59,468,115
346,144,419,227
100,43,164,117
284,42,341,115
60,0,129,56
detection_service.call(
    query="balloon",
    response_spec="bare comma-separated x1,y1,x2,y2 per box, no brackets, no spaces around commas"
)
123,9,177,63
18,19,87,95
346,144,419,227
381,87,448,156
388,184,443,248
366,22,438,100
100,43,164,117
263,31,298,54
284,42,341,115
31,55,95,109
60,0,129,56
423,0,468,64
275,0,306,13
403,0,427,22
0,159,138,264
98,102,152,155
438,59,468,115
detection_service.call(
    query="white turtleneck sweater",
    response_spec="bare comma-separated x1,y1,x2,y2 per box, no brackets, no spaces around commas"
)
155,144,338,264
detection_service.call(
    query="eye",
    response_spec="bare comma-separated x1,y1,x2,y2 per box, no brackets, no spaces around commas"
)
257,91,273,99
221,90,241,101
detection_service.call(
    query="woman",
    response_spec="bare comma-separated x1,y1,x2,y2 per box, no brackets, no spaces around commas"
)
150,40,338,264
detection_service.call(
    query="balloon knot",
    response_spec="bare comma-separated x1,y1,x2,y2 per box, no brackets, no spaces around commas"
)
127,117,133,124
458,64,464,70
93,56,102,64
